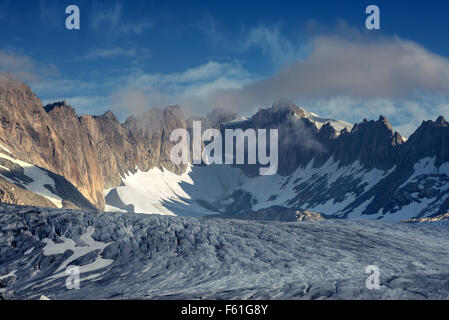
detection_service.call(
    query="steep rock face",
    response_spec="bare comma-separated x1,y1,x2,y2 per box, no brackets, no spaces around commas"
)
225,100,404,177
0,77,188,210
123,106,188,175
0,78,102,208
79,110,135,190
0,137,97,211
0,77,55,168
327,116,403,170
222,100,324,177
43,102,105,209
401,116,449,167
44,103,190,198
369,116,449,218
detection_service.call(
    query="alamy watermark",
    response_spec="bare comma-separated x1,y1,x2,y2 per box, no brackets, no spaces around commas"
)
365,265,380,289
365,5,380,30
170,121,279,176
66,265,80,290
64,5,380,32
65,5,80,30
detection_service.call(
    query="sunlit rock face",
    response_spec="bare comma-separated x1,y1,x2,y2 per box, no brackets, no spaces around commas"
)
0,76,189,210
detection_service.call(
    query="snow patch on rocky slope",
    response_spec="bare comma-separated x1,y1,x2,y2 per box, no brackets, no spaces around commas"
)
0,147,62,207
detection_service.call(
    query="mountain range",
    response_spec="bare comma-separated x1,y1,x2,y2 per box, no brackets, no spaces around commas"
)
1,75,448,221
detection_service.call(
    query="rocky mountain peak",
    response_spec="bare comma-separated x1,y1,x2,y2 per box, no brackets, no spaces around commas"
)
164,105,184,121
206,108,238,126
126,105,184,129
403,115,449,166
0,73,31,93
435,115,448,126
378,115,393,130
43,101,77,116
94,110,120,123
44,100,67,111
329,115,403,170
392,131,404,146
318,122,337,139
410,116,449,140
0,74,42,112
251,99,306,126
351,115,396,138
271,98,306,117
102,110,118,120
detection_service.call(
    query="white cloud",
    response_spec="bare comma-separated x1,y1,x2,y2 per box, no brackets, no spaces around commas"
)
103,27,449,135
0,49,59,83
32,78,99,97
77,47,151,60
106,30,449,131
242,24,306,66
3,23,449,137
90,2,156,35
189,33,449,119
110,88,149,117
110,61,254,116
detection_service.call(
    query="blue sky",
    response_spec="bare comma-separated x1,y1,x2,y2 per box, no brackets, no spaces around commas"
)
1,0,449,136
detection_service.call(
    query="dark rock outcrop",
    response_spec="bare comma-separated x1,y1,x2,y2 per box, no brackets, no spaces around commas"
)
403,213,449,223
328,115,403,170
210,205,325,222
401,116,449,167
0,178,56,208
225,100,405,176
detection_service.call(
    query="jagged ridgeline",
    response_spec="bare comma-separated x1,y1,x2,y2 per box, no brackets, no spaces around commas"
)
0,74,191,210
0,74,449,220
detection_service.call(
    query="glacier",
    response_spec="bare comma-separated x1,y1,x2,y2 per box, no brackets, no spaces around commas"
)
1,204,449,300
